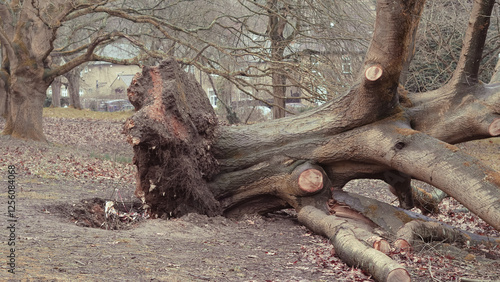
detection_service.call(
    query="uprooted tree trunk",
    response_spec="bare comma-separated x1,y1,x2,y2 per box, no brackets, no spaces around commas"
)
123,1,500,281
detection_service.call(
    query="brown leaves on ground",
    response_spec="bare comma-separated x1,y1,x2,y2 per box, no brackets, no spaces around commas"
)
0,116,135,184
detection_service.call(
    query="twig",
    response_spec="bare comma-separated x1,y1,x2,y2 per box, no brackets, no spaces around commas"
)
428,260,442,282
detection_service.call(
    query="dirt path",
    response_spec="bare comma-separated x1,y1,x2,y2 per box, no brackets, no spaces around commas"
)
1,117,500,281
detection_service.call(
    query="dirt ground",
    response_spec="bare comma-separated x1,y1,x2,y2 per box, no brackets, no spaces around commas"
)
1,115,500,281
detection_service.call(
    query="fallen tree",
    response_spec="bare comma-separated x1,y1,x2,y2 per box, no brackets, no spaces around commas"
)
123,0,500,281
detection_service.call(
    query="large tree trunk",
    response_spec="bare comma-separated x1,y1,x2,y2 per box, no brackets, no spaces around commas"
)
123,0,500,281
0,1,75,140
65,69,82,110
51,77,62,108
271,65,287,119
1,74,50,141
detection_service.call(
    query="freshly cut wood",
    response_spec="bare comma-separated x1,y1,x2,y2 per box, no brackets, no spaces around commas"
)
393,239,412,252
373,239,391,254
489,118,500,136
298,169,324,192
365,65,384,81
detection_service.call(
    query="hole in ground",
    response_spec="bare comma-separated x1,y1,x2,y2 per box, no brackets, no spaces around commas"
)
44,197,147,230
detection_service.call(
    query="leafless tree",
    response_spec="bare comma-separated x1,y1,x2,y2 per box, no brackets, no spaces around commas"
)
199,0,375,118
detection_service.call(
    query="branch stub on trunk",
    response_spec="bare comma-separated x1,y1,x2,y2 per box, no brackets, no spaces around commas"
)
489,118,500,136
298,169,324,193
365,64,384,81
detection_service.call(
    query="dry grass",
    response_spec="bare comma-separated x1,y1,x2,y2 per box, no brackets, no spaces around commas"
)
43,107,134,121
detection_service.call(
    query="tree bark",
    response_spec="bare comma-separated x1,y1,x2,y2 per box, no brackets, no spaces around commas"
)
51,77,62,108
1,73,50,141
0,1,75,140
271,67,286,119
268,0,293,119
65,69,82,110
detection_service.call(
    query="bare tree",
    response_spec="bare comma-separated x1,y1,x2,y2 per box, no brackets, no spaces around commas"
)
0,0,227,140
0,1,133,140
123,0,500,281
206,0,374,118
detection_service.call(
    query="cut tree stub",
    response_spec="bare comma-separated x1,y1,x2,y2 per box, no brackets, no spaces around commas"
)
365,65,383,81
373,239,391,254
387,269,411,282
393,239,412,252
298,169,324,193
489,118,500,136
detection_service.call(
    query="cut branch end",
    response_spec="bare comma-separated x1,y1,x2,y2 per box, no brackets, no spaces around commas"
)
488,118,500,136
393,238,412,253
373,239,391,254
298,169,324,193
365,65,383,81
387,268,411,282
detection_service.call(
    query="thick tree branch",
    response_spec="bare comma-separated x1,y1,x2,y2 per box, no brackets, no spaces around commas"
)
52,42,96,57
298,206,411,282
491,56,500,83
363,0,425,83
0,3,14,32
0,26,17,69
45,31,123,79
62,1,112,22
408,83,500,143
360,123,500,230
356,0,425,120
451,0,496,85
